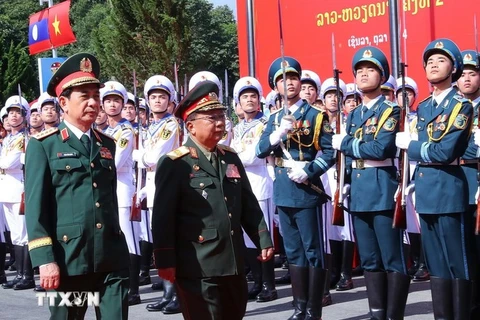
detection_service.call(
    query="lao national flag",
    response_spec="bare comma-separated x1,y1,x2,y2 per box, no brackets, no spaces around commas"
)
48,0,76,48
28,9,51,55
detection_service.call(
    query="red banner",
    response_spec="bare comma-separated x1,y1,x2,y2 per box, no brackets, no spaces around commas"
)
237,0,480,99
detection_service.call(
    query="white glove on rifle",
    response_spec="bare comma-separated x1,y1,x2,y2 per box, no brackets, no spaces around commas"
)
342,184,351,198
269,117,294,145
474,128,480,147
287,167,308,184
396,132,412,150
138,186,148,202
393,182,415,201
332,133,347,150
20,153,25,165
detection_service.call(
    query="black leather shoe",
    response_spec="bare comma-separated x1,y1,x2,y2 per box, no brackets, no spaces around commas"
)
413,264,430,282
138,272,151,286
2,275,22,289
322,293,332,307
128,293,141,306
0,274,6,284
256,283,278,302
162,296,181,314
34,285,46,292
275,271,291,285
13,278,35,290
246,271,254,282
151,282,163,290
248,284,262,300
336,275,354,291
146,299,171,312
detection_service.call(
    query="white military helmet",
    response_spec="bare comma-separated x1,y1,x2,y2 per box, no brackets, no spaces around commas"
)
144,75,175,103
395,76,419,97
320,78,347,101
381,75,397,92
126,92,136,105
37,92,57,110
345,83,362,99
30,101,40,113
0,107,8,123
189,71,223,102
100,81,128,104
4,95,30,119
301,70,321,95
265,90,278,108
233,76,263,105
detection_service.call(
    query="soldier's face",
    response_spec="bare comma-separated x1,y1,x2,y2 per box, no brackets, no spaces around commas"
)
425,53,455,84
235,103,245,120
300,83,317,104
148,90,169,113
381,89,395,102
2,118,11,131
396,89,416,109
239,90,259,114
41,103,59,123
122,103,136,121
355,62,383,92
60,84,100,127
275,73,301,99
138,109,147,125
343,97,359,114
7,109,24,127
103,95,124,117
95,108,107,125
187,110,226,148
458,66,480,96
324,92,339,112
29,111,43,127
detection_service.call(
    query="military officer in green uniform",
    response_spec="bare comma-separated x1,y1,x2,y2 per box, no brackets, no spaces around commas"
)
24,53,130,319
152,80,274,320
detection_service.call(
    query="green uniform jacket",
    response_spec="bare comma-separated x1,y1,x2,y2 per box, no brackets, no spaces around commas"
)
152,138,273,278
25,122,129,276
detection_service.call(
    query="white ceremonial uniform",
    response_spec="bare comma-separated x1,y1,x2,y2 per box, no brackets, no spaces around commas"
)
0,130,27,246
103,118,140,255
232,113,275,248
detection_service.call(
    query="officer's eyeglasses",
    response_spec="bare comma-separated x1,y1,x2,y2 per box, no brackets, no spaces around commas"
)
191,113,226,123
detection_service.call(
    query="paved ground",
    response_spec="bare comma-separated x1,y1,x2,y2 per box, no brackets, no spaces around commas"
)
0,267,435,319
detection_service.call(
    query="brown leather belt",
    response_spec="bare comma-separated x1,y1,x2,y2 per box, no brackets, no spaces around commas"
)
459,159,477,165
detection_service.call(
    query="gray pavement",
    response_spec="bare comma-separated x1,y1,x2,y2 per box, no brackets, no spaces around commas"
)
0,268,435,319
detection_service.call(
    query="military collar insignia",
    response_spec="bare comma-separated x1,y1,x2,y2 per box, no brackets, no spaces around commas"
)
189,147,199,159
60,128,70,141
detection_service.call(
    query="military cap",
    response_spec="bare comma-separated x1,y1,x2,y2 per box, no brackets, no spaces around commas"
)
395,76,419,97
37,92,57,110
381,75,397,92
345,83,362,99
462,50,479,68
189,71,223,102
175,80,226,121
138,98,148,111
265,90,279,108
352,46,390,82
144,75,175,103
423,38,463,82
5,95,29,118
301,70,321,96
1,107,8,123
233,76,263,104
126,92,136,105
268,56,302,89
100,81,128,104
320,78,347,101
47,53,101,97
30,101,40,113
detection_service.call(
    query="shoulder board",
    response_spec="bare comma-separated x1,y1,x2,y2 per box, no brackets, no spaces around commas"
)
270,108,283,115
260,117,268,125
453,94,468,103
218,144,237,153
166,117,178,123
94,128,115,141
120,123,132,131
166,146,190,160
383,99,394,106
417,95,431,106
311,104,323,112
33,127,58,140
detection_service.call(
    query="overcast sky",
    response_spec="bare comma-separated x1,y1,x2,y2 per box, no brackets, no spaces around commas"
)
209,0,237,15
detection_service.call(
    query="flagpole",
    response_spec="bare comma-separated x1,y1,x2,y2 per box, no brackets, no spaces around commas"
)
40,0,57,57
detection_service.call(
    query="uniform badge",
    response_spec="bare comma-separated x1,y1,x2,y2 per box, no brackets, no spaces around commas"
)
189,147,199,159
322,122,333,133
193,164,200,171
119,138,128,148
382,117,397,131
226,164,241,178
202,190,208,199
100,147,113,159
453,114,468,130
161,129,172,140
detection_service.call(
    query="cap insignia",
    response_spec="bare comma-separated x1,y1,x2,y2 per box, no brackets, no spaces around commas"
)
464,53,473,62
363,50,373,58
80,57,92,72
434,42,444,49
282,60,290,67
304,73,310,78
245,80,251,85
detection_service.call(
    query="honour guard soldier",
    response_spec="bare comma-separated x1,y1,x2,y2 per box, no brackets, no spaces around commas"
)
100,80,142,305
132,75,181,314
300,70,321,106
152,80,274,319
457,49,480,317
122,92,138,127
95,107,108,131
396,39,475,319
257,56,335,320
25,53,130,319
1,96,35,290
38,92,60,130
232,76,277,302
343,83,362,115
381,75,397,102
333,47,409,319
29,101,44,135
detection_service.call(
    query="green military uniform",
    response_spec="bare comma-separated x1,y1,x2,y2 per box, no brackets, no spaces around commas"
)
152,81,273,319
24,53,130,319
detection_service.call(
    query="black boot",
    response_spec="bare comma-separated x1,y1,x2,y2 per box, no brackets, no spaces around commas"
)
386,272,410,320
162,293,181,314
256,257,277,302
4,232,15,271
245,248,262,300
146,280,175,311
336,240,354,291
322,254,332,307
329,240,342,288
305,267,327,320
128,254,141,305
407,233,420,276
364,271,387,320
2,245,23,289
288,265,309,320
13,246,35,290
413,246,430,282
139,241,152,286
276,268,291,284
0,242,6,284
430,277,453,319
452,278,471,320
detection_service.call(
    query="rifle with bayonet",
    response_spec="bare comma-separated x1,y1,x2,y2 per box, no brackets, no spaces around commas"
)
130,70,142,222
474,14,480,235
19,84,26,215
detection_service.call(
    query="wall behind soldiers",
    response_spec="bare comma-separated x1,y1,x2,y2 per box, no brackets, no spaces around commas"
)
237,0,479,100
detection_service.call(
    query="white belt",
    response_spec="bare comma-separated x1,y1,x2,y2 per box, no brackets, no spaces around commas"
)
117,167,132,173
0,169,23,175
275,158,309,168
352,159,393,169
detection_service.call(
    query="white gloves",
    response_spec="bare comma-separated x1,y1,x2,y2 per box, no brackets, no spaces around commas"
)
393,182,415,201
267,164,276,182
476,188,479,204
396,132,412,150
474,129,480,147
132,149,144,162
138,187,148,202
342,184,351,198
269,117,294,145
20,153,25,165
332,133,347,150
287,167,308,184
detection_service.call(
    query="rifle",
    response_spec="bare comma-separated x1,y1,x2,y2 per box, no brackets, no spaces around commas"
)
474,14,480,235
130,70,142,222
18,84,26,215
332,33,346,226
393,62,408,229
277,0,291,119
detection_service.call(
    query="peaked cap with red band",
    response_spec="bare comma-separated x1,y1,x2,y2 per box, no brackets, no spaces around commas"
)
174,80,226,121
47,52,102,97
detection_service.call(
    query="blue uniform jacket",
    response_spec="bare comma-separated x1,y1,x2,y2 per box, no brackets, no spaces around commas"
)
408,90,473,214
340,96,400,212
256,100,335,208
460,102,479,205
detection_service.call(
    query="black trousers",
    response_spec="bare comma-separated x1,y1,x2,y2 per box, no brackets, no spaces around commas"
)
176,275,248,320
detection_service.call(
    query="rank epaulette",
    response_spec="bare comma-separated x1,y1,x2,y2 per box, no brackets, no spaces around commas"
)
218,144,237,154
120,123,132,131
94,128,115,141
383,99,397,107
311,104,323,112
32,127,58,140
166,146,190,160
417,95,432,106
453,94,468,103
270,108,282,115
